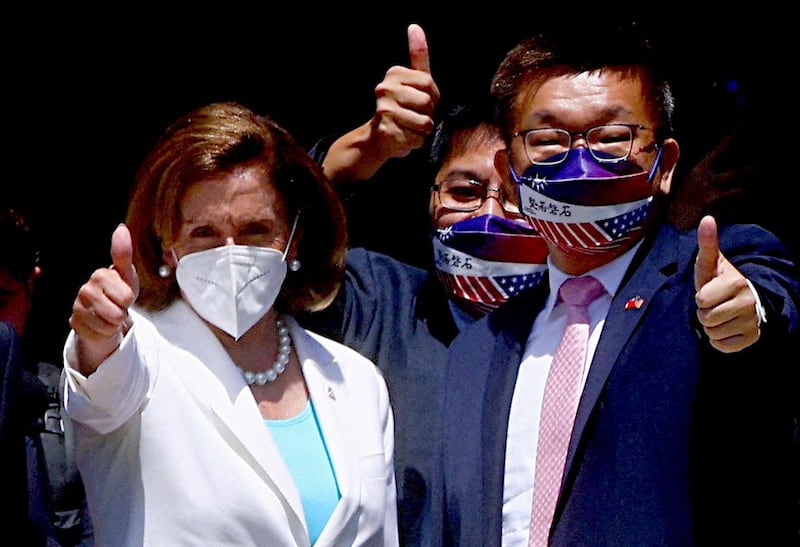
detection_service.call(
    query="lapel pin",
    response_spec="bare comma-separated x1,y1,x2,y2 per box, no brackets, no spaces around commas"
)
624,296,646,310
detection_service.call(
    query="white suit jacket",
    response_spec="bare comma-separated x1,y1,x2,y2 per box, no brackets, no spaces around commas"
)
62,300,398,546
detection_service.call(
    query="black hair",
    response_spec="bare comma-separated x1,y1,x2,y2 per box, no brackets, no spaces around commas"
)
429,96,497,171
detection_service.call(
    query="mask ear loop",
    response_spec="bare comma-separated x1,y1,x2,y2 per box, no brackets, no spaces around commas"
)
283,211,302,272
646,145,664,183
282,211,300,260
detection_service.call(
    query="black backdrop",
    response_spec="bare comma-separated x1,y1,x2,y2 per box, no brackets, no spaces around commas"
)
1,8,790,364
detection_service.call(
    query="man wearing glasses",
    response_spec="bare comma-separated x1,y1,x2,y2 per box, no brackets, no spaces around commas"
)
305,100,548,545
428,23,800,546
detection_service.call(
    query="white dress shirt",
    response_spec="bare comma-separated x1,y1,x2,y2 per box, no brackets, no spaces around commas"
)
501,243,640,546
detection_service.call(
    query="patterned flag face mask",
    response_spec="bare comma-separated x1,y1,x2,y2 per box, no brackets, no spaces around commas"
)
512,147,663,257
433,214,549,316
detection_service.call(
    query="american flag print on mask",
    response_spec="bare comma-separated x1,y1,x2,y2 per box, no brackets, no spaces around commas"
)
512,148,659,254
433,215,548,314
520,184,653,253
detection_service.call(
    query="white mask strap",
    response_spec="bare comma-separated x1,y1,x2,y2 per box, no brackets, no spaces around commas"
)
282,211,300,261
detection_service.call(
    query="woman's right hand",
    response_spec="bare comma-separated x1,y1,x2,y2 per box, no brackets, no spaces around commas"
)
69,223,139,375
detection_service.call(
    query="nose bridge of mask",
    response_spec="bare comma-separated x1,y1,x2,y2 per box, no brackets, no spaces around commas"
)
537,148,643,183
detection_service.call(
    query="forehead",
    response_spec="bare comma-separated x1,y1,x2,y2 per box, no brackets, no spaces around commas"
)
438,127,504,174
449,125,503,154
516,71,653,128
180,163,286,222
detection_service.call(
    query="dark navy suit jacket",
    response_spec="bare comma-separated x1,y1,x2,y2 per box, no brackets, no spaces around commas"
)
0,321,51,544
300,247,460,545
429,222,800,546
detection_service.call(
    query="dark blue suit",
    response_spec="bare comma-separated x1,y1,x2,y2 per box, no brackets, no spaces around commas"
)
430,222,800,546
300,247,459,545
0,321,51,544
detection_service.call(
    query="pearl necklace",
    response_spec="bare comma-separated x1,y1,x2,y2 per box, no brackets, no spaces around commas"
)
237,317,292,386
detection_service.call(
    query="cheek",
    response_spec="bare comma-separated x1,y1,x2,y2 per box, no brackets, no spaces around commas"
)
433,209,472,229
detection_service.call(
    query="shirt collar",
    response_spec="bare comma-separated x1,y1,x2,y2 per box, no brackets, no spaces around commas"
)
543,240,643,317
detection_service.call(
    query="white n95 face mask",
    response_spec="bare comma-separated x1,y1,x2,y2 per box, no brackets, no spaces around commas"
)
176,245,287,340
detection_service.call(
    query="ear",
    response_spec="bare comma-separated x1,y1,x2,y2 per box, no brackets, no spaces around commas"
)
428,185,438,218
162,247,177,269
656,137,680,195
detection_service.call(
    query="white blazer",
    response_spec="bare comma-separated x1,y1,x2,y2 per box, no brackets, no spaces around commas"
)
62,300,398,547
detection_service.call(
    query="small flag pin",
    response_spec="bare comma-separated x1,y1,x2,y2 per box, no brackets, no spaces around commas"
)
624,296,646,310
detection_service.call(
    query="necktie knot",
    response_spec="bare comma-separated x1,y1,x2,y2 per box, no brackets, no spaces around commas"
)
559,275,605,315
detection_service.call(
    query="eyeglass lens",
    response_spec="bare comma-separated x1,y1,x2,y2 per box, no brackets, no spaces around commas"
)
437,178,520,214
524,124,634,165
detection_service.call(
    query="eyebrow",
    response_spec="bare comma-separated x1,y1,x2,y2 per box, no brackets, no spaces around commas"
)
181,216,274,226
442,168,490,181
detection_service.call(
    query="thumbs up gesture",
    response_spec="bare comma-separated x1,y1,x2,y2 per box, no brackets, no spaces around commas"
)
69,223,140,374
371,22,440,157
321,23,441,183
694,215,762,352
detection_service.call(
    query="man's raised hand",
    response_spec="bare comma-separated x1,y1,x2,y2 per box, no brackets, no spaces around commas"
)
694,215,761,352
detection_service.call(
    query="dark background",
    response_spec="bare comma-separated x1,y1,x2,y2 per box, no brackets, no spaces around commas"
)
1,9,790,364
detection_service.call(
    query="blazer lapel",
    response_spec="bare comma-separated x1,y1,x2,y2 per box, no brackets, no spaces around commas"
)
564,227,683,491
152,301,307,530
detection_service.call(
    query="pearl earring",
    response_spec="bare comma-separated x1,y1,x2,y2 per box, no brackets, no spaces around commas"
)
288,259,301,272
158,264,172,278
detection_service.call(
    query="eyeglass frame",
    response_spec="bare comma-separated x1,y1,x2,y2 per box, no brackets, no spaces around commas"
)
511,123,656,166
431,177,521,215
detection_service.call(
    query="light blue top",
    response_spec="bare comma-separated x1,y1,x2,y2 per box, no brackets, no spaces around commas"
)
267,401,340,544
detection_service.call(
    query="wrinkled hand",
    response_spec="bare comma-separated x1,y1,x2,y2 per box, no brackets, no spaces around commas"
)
370,23,440,159
69,223,139,374
694,215,761,352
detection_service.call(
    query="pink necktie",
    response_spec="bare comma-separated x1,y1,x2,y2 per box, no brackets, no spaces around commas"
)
529,275,605,547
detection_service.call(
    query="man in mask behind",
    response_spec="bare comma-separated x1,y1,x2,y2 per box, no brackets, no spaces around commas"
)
303,101,547,544
299,23,547,546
